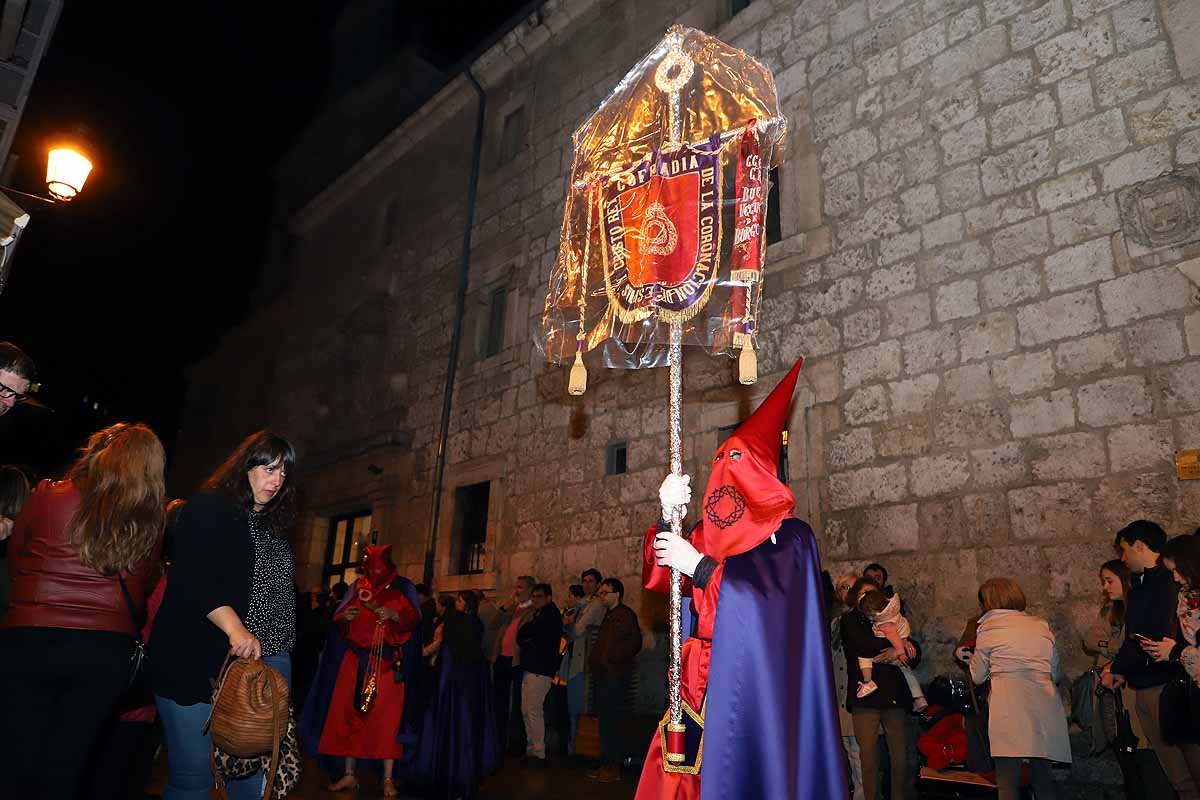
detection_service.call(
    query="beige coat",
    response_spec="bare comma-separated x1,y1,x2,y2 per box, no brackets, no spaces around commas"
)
1081,610,1152,750
970,609,1072,763
565,594,607,678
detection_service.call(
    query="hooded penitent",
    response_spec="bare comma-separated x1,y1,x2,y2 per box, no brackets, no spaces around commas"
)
360,545,397,591
699,356,802,561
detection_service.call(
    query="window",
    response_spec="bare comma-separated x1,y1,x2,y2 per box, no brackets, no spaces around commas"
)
606,441,628,475
451,481,490,575
484,286,507,358
765,167,782,245
499,105,526,165
717,423,740,444
324,510,373,588
381,196,401,248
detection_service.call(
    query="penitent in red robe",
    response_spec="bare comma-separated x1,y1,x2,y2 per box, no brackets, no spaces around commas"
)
317,583,421,759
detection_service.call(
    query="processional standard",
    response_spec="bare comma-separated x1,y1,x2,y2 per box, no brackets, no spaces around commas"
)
540,25,788,765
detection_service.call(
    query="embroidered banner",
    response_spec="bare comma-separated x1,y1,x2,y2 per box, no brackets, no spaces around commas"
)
601,135,723,324
730,122,764,345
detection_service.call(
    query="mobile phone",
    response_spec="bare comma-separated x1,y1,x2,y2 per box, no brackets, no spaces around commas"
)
1132,633,1152,642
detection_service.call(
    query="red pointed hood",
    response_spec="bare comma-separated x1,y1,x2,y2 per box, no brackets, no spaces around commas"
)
360,544,397,589
700,357,803,561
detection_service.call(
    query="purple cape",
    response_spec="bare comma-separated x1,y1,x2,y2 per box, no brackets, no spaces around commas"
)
700,517,847,800
298,576,424,771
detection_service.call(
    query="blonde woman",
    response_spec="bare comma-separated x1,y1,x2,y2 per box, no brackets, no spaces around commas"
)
0,423,166,800
969,577,1071,800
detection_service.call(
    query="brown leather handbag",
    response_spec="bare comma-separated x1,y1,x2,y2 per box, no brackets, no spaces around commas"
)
203,654,290,799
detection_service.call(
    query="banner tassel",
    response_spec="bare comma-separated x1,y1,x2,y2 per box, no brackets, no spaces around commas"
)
568,347,588,396
739,336,757,385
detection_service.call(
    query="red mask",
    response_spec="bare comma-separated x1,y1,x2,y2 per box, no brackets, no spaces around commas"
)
700,357,803,561
360,545,397,588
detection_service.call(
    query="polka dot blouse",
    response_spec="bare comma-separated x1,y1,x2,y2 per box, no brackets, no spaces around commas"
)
242,512,296,657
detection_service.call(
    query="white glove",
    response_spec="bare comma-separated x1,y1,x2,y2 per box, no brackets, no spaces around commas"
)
954,646,973,665
654,531,704,577
0,516,11,542
659,473,692,521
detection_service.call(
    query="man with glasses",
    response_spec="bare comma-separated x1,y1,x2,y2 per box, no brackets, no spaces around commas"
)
0,341,35,418
587,578,641,783
0,342,58,477
516,583,562,763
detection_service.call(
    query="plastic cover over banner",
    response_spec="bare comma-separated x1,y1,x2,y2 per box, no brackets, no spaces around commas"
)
540,26,788,370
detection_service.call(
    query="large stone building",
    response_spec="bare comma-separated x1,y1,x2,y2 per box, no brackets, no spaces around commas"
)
177,0,1200,749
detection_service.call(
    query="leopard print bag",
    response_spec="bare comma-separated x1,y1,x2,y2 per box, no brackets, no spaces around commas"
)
212,713,302,799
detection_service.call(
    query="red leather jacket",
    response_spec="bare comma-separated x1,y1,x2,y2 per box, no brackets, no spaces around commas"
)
3,479,160,634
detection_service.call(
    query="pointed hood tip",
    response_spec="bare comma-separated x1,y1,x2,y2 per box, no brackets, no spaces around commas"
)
732,356,804,467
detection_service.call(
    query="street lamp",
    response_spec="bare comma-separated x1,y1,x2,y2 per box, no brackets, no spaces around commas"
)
45,147,92,201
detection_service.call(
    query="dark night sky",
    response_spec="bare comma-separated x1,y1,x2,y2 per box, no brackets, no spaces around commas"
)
0,1,532,468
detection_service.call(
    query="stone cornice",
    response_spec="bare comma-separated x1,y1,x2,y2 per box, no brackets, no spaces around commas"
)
289,0,600,235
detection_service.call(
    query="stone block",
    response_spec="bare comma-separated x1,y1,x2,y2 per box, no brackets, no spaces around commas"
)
866,261,918,300
1035,17,1114,85
1036,170,1097,213
1100,142,1173,193
814,99,854,142
843,308,883,350
981,262,1042,308
1108,421,1173,472
1077,375,1154,427
1010,388,1075,437
960,312,1018,362
825,246,876,279
1163,361,1200,414
936,279,980,321
863,154,905,202
1054,72,1097,126
1017,288,1102,346
1030,431,1107,479
900,22,947,69
965,191,1039,237
904,326,959,375
880,230,923,264
1044,237,1115,292
825,171,862,218
944,362,994,404
829,463,909,510
854,503,920,552
919,498,967,551
1098,265,1194,327
832,1,871,43
784,21,830,63
901,182,941,225
877,417,933,456
962,492,1013,543
863,46,900,85
926,0,976,24
930,24,1009,87
1094,42,1174,108
858,85,885,124
981,136,1055,196
923,213,964,248
1187,312,1200,355
1010,0,1068,52
1054,108,1130,174
845,384,891,424
839,198,904,247
890,373,941,416
1126,317,1185,366
1095,471,1174,533
1179,130,1200,165
1112,0,1160,51
935,401,1009,448
926,80,979,132
1048,195,1120,246
829,426,876,470
884,292,932,337
979,57,1034,106
994,350,1058,398
989,91,1059,148
879,107,924,153
822,127,879,178
941,118,988,166
775,317,842,359
919,238,991,285
1072,0,1123,17
1129,84,1200,145
1162,0,1200,79
843,339,903,389
991,216,1051,267
912,453,972,496
972,442,1028,488
1008,482,1094,540
948,7,983,44
938,163,985,212
1054,332,1127,376
904,139,942,184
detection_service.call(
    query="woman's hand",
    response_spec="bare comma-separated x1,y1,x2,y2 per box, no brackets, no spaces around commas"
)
376,606,399,622
1141,636,1176,662
343,605,360,621
229,628,262,660
903,640,917,659
0,515,12,542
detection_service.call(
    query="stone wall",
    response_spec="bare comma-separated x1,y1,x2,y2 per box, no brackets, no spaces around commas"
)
175,0,1200,788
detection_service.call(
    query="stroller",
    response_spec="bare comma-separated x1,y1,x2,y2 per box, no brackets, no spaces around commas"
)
916,674,998,799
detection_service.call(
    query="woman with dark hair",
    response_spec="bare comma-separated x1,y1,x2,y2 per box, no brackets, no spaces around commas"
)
0,423,166,800
840,576,916,800
414,589,500,799
150,430,299,800
1145,533,1200,685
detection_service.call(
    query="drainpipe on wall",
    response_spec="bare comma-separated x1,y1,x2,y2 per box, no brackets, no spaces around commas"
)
424,69,486,587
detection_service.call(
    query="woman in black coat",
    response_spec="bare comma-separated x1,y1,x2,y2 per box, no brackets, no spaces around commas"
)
841,578,918,800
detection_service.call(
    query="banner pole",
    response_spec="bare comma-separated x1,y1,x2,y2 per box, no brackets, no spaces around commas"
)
666,320,686,761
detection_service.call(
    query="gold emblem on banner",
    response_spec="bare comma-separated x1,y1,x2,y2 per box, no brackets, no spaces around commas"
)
1176,449,1200,480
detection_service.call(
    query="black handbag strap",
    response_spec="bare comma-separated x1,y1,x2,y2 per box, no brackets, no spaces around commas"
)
116,574,146,642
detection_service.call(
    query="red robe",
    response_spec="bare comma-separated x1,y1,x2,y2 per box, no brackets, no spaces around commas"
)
635,522,721,800
317,583,421,759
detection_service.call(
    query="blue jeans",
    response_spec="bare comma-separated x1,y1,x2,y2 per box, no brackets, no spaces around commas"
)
156,653,292,800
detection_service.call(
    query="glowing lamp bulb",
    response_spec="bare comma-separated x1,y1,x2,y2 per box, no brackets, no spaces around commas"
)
46,148,93,201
